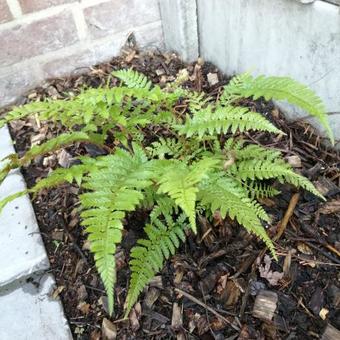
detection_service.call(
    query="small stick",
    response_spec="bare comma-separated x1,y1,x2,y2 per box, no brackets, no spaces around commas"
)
325,244,340,258
274,193,300,241
174,288,240,332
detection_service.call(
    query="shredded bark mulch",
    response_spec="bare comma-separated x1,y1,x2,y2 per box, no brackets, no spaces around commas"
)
3,49,340,339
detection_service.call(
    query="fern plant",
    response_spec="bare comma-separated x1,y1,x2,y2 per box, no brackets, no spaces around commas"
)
0,69,332,317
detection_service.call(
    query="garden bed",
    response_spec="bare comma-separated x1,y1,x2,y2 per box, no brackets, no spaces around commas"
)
4,49,340,339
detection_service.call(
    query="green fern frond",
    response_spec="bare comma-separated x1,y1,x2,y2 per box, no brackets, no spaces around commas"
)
33,159,96,191
0,158,96,214
222,73,333,143
157,158,220,231
146,138,183,159
176,105,282,138
0,68,331,318
0,132,96,186
112,69,152,90
198,175,275,257
125,214,187,315
150,196,178,223
225,140,281,161
80,146,154,315
0,190,28,214
228,158,324,199
24,132,95,163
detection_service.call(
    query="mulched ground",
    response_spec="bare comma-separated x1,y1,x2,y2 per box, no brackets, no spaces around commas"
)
3,49,340,340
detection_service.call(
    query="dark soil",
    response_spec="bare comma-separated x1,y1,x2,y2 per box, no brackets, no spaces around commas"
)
4,48,340,340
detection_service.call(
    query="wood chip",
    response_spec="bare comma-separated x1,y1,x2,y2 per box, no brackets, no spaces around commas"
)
57,149,72,168
149,275,163,289
322,324,340,340
314,177,340,197
319,308,329,320
171,302,183,331
318,200,340,214
207,72,219,86
143,287,160,310
253,290,278,321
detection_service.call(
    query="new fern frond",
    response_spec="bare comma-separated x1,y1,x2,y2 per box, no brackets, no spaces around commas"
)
0,68,329,317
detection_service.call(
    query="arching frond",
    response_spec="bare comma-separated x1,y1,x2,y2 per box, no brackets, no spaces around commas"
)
222,73,333,143
80,146,154,315
198,175,275,257
125,214,187,315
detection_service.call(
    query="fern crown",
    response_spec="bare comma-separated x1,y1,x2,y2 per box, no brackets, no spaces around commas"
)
0,68,329,317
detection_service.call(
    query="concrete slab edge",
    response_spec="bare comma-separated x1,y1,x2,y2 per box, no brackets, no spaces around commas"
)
0,125,72,339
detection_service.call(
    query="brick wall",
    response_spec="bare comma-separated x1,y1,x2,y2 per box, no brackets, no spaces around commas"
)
0,0,163,107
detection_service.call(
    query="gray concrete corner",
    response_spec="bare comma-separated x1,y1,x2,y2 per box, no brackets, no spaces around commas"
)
159,0,199,61
0,126,72,339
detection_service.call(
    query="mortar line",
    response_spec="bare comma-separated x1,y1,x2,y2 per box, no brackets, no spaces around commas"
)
6,0,22,18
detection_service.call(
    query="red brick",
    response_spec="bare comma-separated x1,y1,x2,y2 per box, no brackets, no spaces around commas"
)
19,0,75,13
0,10,78,67
0,0,12,24
84,0,160,39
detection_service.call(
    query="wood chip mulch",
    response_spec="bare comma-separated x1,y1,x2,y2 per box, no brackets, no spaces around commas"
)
3,48,340,340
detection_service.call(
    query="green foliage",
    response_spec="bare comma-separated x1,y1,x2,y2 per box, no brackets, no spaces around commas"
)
0,68,329,317
126,214,187,315
221,73,334,144
176,105,282,138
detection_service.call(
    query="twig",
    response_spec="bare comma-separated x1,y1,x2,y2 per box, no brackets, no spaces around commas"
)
174,288,240,332
301,241,340,265
274,193,300,241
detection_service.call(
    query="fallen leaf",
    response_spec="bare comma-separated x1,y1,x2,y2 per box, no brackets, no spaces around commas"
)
216,274,228,294
90,330,101,340
77,284,88,301
286,155,302,168
297,242,313,255
258,255,284,286
82,239,91,251
77,301,90,315
102,318,117,340
129,302,142,332
143,287,160,310
51,230,64,241
210,317,227,331
219,280,241,307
